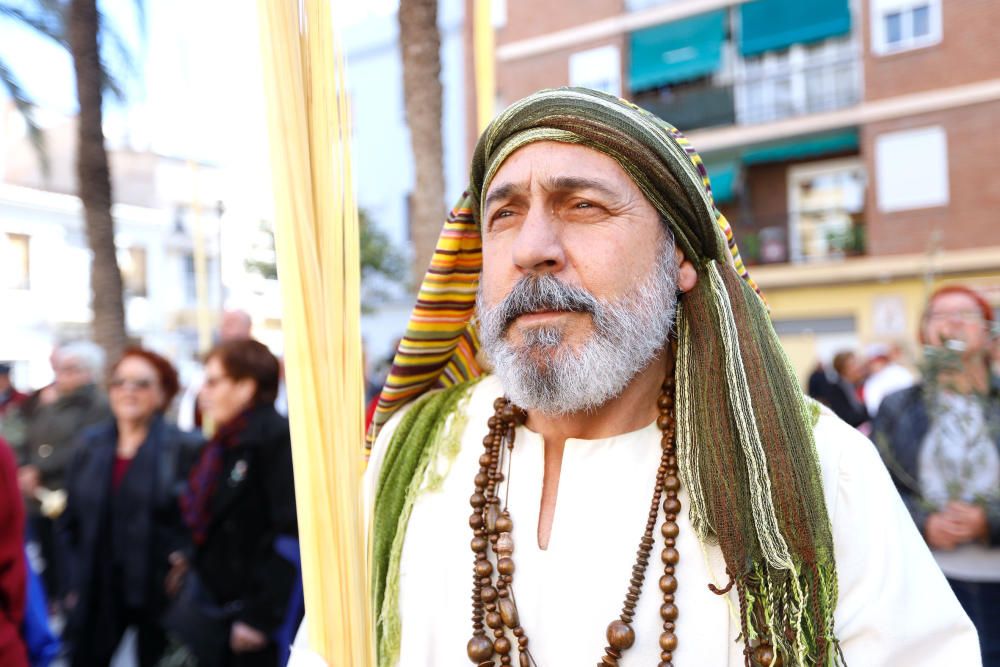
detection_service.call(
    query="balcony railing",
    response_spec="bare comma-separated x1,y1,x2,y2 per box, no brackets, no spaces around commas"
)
630,41,861,131
735,209,866,266
735,49,861,125
633,82,736,131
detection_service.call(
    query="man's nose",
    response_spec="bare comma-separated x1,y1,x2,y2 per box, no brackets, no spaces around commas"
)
511,204,565,274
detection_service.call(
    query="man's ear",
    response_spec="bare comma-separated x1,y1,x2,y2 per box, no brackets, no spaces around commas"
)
674,246,698,293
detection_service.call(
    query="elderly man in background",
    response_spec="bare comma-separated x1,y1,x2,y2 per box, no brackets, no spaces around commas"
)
16,340,110,602
177,309,255,433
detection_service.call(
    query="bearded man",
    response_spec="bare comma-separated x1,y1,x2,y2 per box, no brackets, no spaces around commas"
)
292,88,979,667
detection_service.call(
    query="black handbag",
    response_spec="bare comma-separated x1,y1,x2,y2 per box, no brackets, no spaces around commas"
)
161,569,242,667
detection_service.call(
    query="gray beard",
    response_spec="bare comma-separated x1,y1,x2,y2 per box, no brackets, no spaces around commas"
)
477,237,679,416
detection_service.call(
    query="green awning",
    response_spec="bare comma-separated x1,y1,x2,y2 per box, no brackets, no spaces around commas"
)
739,0,851,56
741,129,858,165
629,10,726,92
703,161,737,204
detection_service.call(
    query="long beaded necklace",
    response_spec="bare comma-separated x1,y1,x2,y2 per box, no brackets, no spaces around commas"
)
467,353,681,667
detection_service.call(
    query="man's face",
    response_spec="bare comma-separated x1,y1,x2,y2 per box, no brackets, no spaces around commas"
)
478,141,676,414
923,292,990,357
480,141,665,355
220,311,252,342
53,355,92,394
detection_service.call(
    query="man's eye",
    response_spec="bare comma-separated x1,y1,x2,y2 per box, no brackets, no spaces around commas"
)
575,201,593,208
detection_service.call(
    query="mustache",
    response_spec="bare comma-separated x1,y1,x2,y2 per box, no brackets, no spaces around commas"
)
484,274,599,334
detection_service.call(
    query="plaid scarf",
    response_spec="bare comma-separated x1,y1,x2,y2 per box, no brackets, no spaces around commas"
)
370,87,843,666
180,411,250,545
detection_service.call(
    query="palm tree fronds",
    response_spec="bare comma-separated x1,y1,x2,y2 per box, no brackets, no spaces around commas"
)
0,55,50,176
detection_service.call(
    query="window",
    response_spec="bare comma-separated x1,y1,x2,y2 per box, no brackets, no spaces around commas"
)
118,246,148,297
569,45,621,97
735,37,859,125
787,158,866,262
874,126,949,212
491,0,507,28
1,233,30,290
871,0,941,55
625,0,681,11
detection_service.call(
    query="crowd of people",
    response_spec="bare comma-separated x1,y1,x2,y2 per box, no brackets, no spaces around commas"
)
0,312,301,667
1,280,998,667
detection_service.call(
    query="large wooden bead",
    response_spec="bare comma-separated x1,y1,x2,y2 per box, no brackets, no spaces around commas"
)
663,475,680,492
495,515,513,533
481,585,498,603
660,603,678,621
661,521,679,539
475,560,494,577
663,498,681,514
486,505,499,533
497,557,515,576
753,644,781,667
485,612,503,629
659,631,678,651
470,493,487,508
606,620,635,651
494,637,511,655
659,574,677,593
498,597,519,628
467,635,494,662
661,547,680,565
471,536,488,553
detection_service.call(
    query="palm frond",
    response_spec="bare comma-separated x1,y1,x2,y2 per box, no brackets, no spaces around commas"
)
0,55,49,177
0,4,67,47
97,15,138,100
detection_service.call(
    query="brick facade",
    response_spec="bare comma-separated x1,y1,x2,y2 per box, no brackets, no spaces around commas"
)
863,0,1000,101
863,99,1000,255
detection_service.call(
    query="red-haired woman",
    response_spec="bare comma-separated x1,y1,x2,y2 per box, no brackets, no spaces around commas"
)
874,285,1000,666
168,339,298,667
61,348,202,667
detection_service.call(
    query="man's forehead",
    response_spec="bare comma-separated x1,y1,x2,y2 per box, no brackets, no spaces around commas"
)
484,141,633,198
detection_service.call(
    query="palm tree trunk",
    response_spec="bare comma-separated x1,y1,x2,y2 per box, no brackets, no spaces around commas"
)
399,0,445,287
68,0,127,367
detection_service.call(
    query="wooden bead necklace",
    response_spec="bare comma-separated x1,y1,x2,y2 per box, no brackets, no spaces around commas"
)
467,360,681,666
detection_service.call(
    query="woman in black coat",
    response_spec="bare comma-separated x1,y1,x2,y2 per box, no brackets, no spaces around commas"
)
62,348,202,667
170,339,298,667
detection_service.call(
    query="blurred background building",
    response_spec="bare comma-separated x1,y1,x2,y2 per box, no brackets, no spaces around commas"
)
0,109,230,387
471,0,1000,378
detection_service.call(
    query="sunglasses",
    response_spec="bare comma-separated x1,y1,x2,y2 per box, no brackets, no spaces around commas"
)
110,377,156,391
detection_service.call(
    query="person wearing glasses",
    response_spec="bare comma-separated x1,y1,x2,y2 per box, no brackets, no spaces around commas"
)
61,347,202,667
875,284,1000,666
166,339,298,667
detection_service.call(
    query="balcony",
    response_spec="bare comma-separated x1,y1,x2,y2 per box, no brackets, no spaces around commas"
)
736,209,866,266
735,40,861,125
633,80,736,131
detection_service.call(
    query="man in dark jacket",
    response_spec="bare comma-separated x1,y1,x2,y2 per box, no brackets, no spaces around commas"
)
16,341,111,599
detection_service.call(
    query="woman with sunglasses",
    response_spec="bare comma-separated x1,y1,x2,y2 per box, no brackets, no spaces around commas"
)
61,347,202,667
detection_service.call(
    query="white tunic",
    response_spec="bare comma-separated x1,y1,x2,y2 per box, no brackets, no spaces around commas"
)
291,375,980,666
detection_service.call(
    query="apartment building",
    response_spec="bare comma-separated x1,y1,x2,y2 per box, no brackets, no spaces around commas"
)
468,0,1000,378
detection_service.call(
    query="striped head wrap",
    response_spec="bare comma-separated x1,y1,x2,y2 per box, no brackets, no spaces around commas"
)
370,87,842,666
